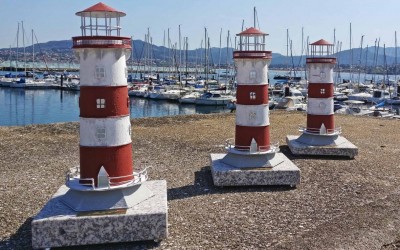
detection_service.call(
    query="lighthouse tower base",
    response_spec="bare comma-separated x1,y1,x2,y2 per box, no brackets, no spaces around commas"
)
286,134,358,159
31,180,167,249
210,153,300,187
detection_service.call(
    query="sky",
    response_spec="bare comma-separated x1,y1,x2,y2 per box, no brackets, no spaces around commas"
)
0,0,399,55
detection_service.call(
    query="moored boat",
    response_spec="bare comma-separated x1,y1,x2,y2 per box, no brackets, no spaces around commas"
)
195,92,235,106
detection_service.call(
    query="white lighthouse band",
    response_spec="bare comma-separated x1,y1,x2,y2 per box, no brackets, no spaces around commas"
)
235,59,270,84
306,97,334,115
80,116,132,147
235,104,270,127
75,48,131,87
307,63,335,83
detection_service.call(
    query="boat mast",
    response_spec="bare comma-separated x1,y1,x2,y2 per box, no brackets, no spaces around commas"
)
22,21,26,74
383,44,390,97
130,35,133,82
179,24,182,73
357,35,364,87
218,28,222,84
253,6,257,28
185,36,188,85
163,31,166,77
286,29,289,75
364,45,369,82
16,22,19,73
350,22,353,83
395,31,398,84
204,27,208,91
32,29,35,74
9,45,12,73
226,30,230,90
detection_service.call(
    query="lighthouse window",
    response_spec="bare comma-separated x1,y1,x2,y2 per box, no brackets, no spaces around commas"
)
249,111,257,121
96,127,106,139
249,71,257,79
320,89,326,94
96,98,106,108
95,66,105,79
250,92,256,100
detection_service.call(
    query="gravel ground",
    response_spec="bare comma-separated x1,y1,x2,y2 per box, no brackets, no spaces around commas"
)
1,111,400,249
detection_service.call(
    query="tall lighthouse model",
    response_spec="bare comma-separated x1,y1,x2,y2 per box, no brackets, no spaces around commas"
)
210,16,300,187
31,3,167,248
286,39,358,158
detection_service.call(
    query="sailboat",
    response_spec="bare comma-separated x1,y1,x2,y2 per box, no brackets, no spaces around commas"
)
273,29,301,82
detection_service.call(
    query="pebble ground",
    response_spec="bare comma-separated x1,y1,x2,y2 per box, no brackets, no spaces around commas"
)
1,111,400,249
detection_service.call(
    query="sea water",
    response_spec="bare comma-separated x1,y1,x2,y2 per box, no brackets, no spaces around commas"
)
0,70,396,126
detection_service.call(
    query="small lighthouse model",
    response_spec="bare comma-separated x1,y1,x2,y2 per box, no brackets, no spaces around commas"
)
286,39,358,158
31,3,167,248
76,2,134,188
210,12,300,187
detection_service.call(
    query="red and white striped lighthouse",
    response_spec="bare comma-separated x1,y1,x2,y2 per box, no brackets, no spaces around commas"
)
232,27,272,153
211,12,300,187
305,39,337,134
73,3,133,187
286,38,358,158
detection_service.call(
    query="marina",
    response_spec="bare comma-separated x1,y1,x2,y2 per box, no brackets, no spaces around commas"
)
2,1,400,249
1,69,400,127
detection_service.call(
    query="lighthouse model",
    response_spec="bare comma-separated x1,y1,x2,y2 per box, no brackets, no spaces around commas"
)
286,39,358,158
210,19,300,187
31,3,167,248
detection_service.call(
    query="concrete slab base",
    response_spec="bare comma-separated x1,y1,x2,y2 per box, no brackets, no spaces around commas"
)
210,153,300,187
31,180,168,249
286,135,358,159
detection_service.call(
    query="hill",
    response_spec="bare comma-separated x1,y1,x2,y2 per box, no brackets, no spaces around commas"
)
0,39,398,69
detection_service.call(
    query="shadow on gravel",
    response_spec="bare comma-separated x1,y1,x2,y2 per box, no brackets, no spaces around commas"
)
0,217,33,249
279,145,355,161
167,166,295,201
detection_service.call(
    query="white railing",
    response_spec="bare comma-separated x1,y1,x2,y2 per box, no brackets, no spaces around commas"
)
65,165,148,190
298,126,342,135
225,138,280,154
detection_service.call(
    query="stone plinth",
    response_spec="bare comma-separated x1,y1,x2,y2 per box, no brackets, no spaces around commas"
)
32,180,168,249
286,134,358,159
210,153,300,187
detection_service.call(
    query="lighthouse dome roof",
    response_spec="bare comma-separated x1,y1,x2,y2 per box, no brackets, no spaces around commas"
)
76,2,126,18
310,39,333,46
237,27,268,36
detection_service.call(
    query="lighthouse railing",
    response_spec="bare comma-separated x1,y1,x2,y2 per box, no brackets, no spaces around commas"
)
65,166,148,190
72,36,131,48
298,126,342,135
225,138,280,154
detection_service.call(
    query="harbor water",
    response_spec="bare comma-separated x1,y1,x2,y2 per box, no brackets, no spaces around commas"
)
0,88,233,126
0,70,397,126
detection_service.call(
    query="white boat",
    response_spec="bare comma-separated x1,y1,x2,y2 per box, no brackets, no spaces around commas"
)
149,89,185,101
0,77,17,87
367,89,390,103
195,92,235,106
179,92,201,104
274,96,307,111
347,92,372,102
385,96,400,105
10,78,56,89
336,100,374,116
128,84,149,97
333,92,349,101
